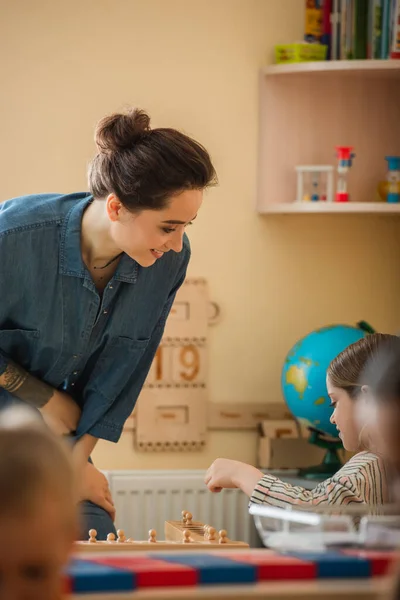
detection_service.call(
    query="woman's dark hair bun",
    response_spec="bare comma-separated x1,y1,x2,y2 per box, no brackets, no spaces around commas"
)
94,108,151,153
89,105,217,210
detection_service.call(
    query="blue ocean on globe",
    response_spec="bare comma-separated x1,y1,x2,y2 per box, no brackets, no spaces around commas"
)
281,323,371,439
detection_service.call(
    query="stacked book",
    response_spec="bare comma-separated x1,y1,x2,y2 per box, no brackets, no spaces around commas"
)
305,0,400,60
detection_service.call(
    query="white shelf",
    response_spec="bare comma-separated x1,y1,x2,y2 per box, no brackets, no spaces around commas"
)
259,202,400,215
263,59,400,77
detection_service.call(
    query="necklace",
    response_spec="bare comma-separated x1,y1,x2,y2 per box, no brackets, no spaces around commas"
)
93,253,123,270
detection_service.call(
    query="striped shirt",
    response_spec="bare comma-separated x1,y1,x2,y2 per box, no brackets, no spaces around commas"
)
250,452,388,508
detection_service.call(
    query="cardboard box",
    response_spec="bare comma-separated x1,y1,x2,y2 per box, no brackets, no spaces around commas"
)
257,436,326,470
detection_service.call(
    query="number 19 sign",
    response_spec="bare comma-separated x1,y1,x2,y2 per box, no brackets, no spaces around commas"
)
134,278,218,452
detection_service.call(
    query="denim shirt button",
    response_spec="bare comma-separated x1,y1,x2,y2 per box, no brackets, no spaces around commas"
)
103,309,108,315
73,371,79,375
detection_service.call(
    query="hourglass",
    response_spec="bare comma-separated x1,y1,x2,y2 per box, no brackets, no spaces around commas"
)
335,146,355,202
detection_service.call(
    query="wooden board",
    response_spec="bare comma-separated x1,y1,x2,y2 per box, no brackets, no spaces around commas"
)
75,514,248,554
124,402,290,433
74,540,247,553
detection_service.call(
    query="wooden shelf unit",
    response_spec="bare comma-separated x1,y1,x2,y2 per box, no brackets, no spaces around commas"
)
263,59,400,76
260,202,400,215
257,60,400,214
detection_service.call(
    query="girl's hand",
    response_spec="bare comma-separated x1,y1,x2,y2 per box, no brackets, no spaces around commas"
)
204,458,263,497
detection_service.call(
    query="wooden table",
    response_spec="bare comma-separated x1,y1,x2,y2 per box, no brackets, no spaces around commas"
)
71,577,391,599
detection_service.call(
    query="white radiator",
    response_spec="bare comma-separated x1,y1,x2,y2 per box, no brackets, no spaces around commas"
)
103,469,261,547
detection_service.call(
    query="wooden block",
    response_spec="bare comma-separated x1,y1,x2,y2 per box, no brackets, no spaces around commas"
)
151,554,257,585
163,278,209,339
341,550,398,577
223,552,316,581
65,559,135,593
165,520,206,543
125,401,284,433
136,388,207,452
208,402,292,430
145,341,207,387
257,437,326,469
286,551,370,579
62,575,72,594
90,556,198,588
259,419,299,439
164,520,248,549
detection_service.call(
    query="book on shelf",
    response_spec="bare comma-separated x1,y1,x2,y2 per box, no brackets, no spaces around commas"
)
305,0,325,44
390,0,400,57
322,0,333,57
305,0,400,59
367,0,383,58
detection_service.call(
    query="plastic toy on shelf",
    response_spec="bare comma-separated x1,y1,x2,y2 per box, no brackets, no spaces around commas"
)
385,156,400,203
335,146,355,202
295,165,334,203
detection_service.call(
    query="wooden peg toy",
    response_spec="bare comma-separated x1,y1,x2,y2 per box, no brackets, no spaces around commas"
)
183,529,191,543
148,529,157,543
185,512,193,525
219,529,227,544
107,533,116,542
88,529,97,543
208,526,216,541
117,529,126,543
181,510,188,524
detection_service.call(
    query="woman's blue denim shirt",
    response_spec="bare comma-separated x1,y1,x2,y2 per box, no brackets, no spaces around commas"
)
0,192,190,442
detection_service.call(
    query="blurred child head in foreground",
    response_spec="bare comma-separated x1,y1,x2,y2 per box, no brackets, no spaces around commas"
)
0,406,77,600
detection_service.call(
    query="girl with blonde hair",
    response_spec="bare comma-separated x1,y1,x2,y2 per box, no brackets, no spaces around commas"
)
205,333,400,508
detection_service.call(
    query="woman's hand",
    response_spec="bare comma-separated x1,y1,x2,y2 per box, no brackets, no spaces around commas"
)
79,462,116,521
204,458,263,497
40,390,81,434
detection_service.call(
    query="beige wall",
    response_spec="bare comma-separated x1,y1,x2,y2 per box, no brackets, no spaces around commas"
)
2,0,400,470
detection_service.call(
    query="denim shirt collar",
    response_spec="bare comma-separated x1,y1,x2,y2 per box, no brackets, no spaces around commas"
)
59,195,138,284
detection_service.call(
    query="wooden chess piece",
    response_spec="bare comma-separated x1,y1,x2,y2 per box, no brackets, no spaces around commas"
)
88,529,97,543
185,512,193,525
107,533,116,542
183,529,191,543
219,529,227,544
181,510,188,524
117,529,126,543
148,529,157,543
208,527,216,541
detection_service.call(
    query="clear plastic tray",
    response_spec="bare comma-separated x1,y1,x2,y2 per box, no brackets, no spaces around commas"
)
249,503,400,552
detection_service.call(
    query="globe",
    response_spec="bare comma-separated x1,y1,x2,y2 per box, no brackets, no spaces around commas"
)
282,322,373,438
281,322,374,478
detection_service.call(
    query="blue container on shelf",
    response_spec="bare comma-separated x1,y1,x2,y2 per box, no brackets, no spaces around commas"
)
385,156,400,203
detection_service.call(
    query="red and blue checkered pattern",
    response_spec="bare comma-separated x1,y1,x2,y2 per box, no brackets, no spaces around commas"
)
64,548,397,594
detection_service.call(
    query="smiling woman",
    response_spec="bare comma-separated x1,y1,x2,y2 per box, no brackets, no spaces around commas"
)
205,333,399,510
0,107,217,540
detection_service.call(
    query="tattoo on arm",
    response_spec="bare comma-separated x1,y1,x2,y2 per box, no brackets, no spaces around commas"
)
0,361,53,408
